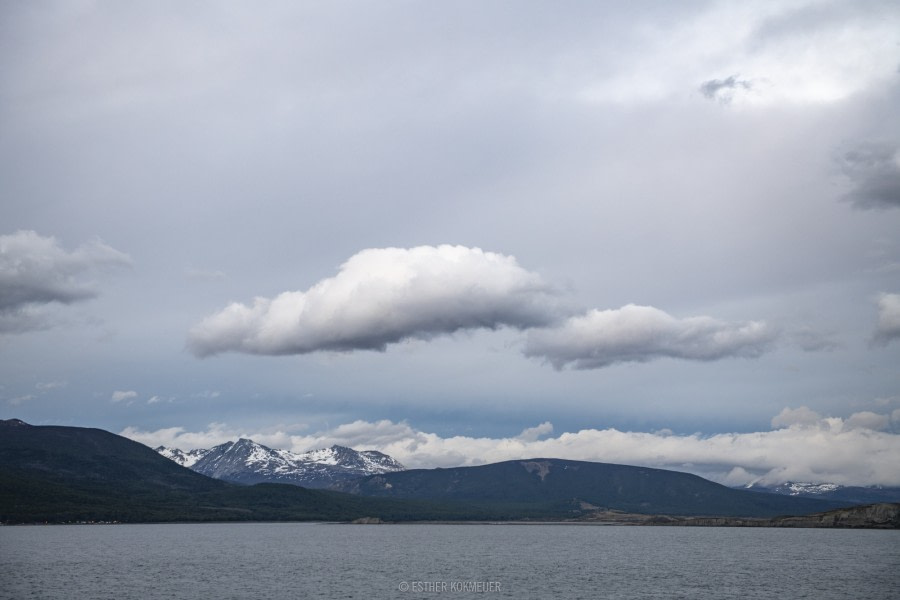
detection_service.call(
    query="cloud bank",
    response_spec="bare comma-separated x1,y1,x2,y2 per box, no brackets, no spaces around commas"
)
0,230,131,333
188,245,560,357
872,292,900,346
524,305,775,370
123,407,900,487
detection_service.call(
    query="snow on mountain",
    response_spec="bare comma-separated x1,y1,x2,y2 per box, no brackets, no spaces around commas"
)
155,438,404,489
154,446,211,468
744,481,844,496
781,482,842,496
742,481,900,504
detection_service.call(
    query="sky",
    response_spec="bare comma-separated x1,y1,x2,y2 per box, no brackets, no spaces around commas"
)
2,0,899,487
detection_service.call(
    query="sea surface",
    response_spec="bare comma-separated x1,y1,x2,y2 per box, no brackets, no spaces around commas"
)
1,523,898,599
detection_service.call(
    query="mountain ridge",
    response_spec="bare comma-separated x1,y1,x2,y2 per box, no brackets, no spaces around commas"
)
0,419,454,523
739,481,900,505
155,438,404,488
1,419,884,524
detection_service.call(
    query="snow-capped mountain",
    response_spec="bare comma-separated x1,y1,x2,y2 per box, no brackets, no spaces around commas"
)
741,481,900,505
766,482,842,496
155,446,212,468
155,438,405,489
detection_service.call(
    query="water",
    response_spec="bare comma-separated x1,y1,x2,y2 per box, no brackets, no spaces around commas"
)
1,523,898,599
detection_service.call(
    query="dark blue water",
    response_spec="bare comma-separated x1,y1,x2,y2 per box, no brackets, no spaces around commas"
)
1,523,898,599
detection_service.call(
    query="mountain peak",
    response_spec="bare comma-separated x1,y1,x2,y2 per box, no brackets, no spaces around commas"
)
155,438,404,488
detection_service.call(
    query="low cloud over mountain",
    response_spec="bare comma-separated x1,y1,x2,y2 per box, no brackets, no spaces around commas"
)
123,406,900,488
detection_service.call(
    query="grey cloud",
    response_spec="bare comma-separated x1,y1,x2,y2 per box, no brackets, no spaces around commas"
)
524,304,776,370
788,327,841,352
0,230,132,333
699,75,752,102
872,292,900,346
839,142,900,209
0,305,58,334
845,411,890,431
188,245,561,357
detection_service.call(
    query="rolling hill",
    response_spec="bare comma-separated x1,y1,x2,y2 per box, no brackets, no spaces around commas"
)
335,458,853,517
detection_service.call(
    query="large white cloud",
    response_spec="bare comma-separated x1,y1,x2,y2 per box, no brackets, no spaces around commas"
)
0,230,131,333
872,292,900,346
523,304,775,369
188,245,561,357
189,247,780,369
124,407,900,487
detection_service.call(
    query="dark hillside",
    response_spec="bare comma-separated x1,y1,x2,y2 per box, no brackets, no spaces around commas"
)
337,458,851,518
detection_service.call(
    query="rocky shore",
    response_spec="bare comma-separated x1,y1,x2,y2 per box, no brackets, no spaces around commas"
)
578,503,900,528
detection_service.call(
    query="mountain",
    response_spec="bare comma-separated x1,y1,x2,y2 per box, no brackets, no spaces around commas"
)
335,458,856,518
155,446,211,468
155,439,404,488
0,419,437,524
740,481,900,505
1,419,882,524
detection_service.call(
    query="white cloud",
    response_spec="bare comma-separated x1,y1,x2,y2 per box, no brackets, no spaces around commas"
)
189,246,777,370
0,230,131,333
6,394,34,406
121,422,297,451
35,381,67,391
181,234,801,372
524,304,775,369
111,390,138,403
517,421,553,442
872,292,900,346
123,407,900,487
122,423,234,450
771,405,822,428
844,411,890,432
188,245,561,357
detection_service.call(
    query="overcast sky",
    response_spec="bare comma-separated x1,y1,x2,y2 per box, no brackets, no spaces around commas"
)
2,0,899,486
